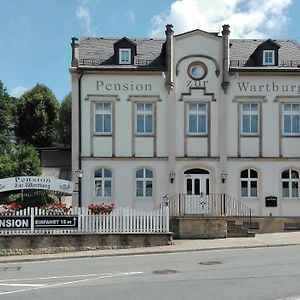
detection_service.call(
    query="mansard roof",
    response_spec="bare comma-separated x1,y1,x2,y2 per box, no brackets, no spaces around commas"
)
230,39,300,69
75,32,300,71
78,37,166,70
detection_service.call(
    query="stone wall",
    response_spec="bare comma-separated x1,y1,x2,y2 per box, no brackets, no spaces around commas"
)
170,216,227,239
0,233,173,256
246,217,300,233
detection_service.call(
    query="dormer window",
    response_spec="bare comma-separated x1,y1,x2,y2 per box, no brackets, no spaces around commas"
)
119,48,131,64
263,50,275,65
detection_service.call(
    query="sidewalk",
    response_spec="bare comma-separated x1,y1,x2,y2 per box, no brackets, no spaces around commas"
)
1,231,300,263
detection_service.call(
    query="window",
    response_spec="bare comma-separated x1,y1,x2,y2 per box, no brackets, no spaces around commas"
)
241,103,259,135
282,103,300,135
136,168,153,197
94,102,112,134
94,168,112,197
188,103,207,135
119,49,131,64
263,50,275,65
136,102,153,134
282,169,299,198
241,169,258,198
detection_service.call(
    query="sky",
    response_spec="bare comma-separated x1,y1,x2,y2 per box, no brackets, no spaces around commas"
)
0,0,300,101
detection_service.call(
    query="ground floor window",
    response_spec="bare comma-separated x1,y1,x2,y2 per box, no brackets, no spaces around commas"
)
94,168,112,197
136,168,153,197
241,168,258,198
282,169,299,198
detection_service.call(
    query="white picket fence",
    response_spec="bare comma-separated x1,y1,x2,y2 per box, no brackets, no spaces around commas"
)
0,206,169,235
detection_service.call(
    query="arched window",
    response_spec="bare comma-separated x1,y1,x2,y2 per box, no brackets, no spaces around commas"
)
241,169,258,198
282,169,299,198
136,168,153,197
94,168,112,197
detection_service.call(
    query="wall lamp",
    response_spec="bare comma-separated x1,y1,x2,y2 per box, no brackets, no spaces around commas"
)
75,169,83,207
169,172,175,184
75,169,83,179
221,173,228,184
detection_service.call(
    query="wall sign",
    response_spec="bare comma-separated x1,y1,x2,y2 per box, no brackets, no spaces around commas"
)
0,216,31,229
34,216,78,229
0,216,78,230
0,177,75,194
265,196,277,207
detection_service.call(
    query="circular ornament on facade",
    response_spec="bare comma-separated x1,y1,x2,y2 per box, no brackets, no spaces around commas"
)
187,61,208,80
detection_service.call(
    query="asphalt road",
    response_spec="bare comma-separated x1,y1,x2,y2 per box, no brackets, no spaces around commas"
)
0,246,300,300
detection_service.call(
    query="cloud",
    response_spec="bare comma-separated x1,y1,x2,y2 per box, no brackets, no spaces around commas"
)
149,0,293,38
10,86,29,98
76,4,93,35
126,10,136,24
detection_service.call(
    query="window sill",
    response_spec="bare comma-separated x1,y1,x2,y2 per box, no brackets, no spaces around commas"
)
187,134,208,137
240,134,260,137
135,134,154,137
94,133,113,137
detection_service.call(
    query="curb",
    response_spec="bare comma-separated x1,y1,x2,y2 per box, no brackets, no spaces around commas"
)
1,242,300,264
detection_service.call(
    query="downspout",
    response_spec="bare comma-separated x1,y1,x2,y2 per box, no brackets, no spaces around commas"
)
221,24,230,94
78,69,84,207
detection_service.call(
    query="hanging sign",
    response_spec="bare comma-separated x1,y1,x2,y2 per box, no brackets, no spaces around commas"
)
0,177,75,194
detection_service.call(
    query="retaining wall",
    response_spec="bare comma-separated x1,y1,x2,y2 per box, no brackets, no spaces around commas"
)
170,216,227,239
0,233,173,256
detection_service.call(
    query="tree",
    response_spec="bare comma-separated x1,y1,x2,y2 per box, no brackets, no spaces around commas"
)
0,80,15,148
15,84,59,147
0,143,41,178
57,93,71,146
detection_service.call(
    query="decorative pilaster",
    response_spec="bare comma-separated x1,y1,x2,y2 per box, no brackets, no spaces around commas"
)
221,25,230,94
165,24,174,93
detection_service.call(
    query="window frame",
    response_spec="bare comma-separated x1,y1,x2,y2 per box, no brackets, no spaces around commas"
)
135,102,154,135
94,102,113,135
282,103,300,136
119,48,131,64
135,168,153,198
282,169,299,198
240,103,259,136
263,50,275,66
94,168,112,198
240,168,258,199
187,102,208,136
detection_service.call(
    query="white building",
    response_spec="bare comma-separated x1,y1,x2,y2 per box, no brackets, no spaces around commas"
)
70,24,300,217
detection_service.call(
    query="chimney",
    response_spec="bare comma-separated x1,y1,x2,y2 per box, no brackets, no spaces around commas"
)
71,37,79,67
165,24,174,93
221,24,230,93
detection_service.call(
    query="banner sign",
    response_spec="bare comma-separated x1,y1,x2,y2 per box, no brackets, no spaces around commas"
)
0,215,78,230
0,216,31,229
34,216,78,229
0,176,75,194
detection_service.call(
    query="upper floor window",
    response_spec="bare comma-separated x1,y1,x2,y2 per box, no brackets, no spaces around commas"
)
263,50,275,65
241,169,258,198
94,102,112,134
136,102,153,134
119,49,131,64
241,103,259,135
136,168,153,197
94,168,112,197
282,169,299,198
282,103,300,135
188,103,207,135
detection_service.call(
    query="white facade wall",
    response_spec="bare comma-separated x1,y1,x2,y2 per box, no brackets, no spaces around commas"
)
72,28,300,217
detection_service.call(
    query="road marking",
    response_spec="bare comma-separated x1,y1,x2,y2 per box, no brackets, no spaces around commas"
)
0,272,120,282
0,283,45,287
0,271,143,296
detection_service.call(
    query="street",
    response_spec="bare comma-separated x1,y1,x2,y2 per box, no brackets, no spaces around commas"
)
0,245,300,300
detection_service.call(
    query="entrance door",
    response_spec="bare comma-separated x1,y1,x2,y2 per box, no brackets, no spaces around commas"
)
183,169,210,214
184,172,210,196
